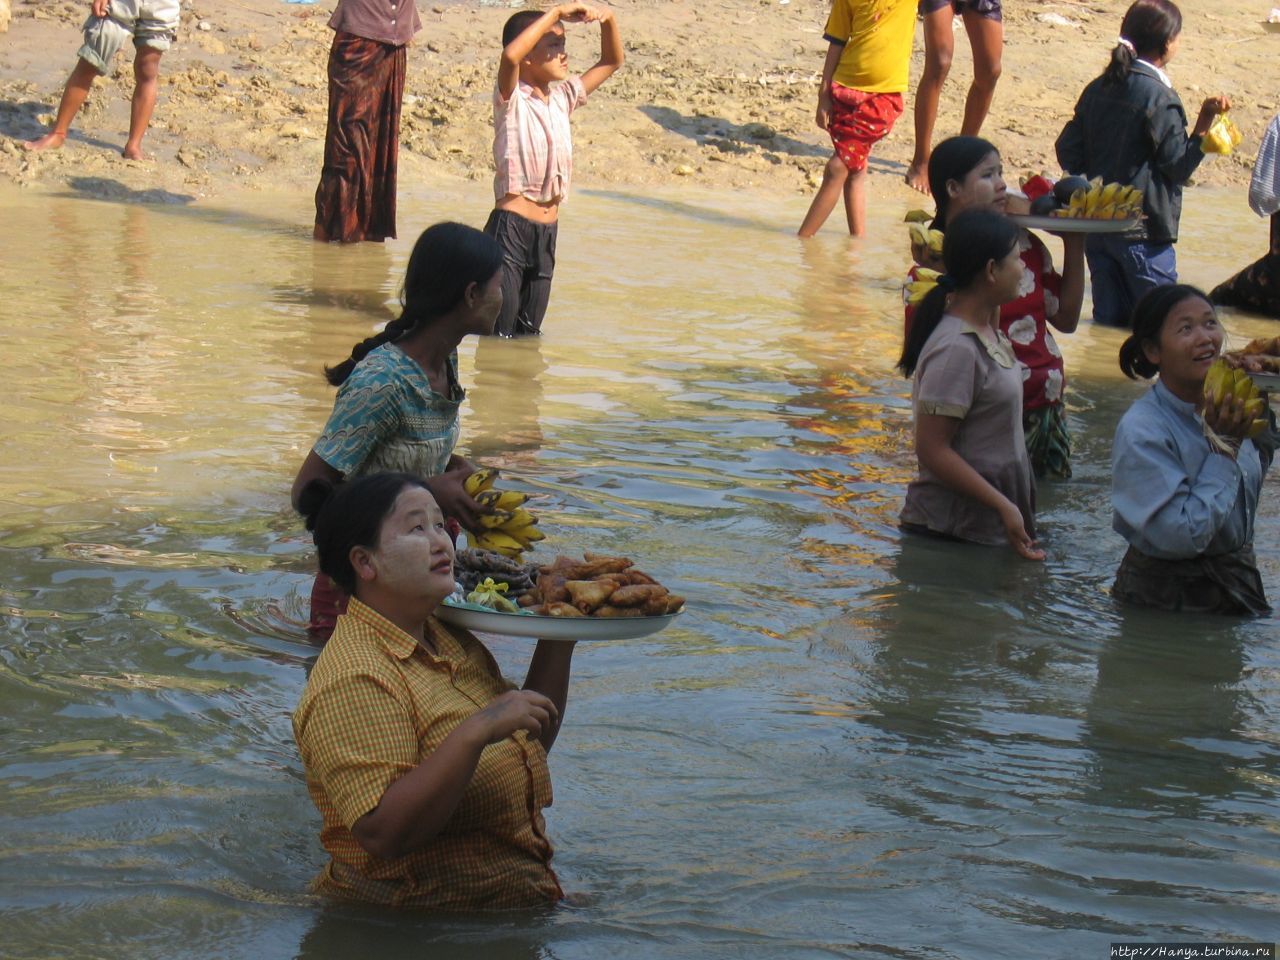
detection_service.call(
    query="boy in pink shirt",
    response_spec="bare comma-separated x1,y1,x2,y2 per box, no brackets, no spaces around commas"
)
483,3,624,337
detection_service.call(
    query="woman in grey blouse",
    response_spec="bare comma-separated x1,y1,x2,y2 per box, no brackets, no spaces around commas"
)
1111,284,1274,614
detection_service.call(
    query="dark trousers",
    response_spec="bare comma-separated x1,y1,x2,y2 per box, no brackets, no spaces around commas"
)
483,208,558,337
1084,233,1177,328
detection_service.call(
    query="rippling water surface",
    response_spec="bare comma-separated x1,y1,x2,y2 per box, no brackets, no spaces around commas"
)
1,179,1277,959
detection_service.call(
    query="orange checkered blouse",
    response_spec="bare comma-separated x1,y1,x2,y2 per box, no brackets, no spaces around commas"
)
292,597,563,909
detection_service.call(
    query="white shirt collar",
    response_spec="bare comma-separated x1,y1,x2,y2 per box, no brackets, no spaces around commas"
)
1136,59,1173,88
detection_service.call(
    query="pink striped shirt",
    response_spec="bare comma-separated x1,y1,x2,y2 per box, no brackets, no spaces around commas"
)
492,76,588,204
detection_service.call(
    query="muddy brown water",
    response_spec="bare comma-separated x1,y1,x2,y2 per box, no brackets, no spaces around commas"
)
1,179,1276,959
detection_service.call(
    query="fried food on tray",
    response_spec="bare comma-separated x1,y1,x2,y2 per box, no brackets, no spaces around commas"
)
518,553,685,618
608,584,667,607
565,579,617,612
595,605,644,618
528,601,584,618
1238,336,1280,357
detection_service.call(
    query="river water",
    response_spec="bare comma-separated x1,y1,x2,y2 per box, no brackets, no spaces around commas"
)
1,179,1277,959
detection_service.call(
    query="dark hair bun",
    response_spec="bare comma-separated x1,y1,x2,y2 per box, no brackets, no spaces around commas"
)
297,477,338,532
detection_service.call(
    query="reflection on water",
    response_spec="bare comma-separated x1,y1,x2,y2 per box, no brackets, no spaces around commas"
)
0,181,1277,959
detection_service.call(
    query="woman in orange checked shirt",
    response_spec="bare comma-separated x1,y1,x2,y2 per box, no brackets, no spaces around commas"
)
292,471,576,909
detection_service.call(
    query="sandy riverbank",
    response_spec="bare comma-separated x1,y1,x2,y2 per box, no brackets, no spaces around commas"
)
0,0,1276,213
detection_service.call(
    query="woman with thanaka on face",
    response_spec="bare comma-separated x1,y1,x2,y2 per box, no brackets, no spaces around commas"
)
1111,285,1275,615
906,137,1086,479
293,472,577,908
898,208,1043,561
292,222,504,642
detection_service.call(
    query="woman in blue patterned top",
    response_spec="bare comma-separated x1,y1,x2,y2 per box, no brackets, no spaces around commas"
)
292,221,505,639
1111,284,1274,615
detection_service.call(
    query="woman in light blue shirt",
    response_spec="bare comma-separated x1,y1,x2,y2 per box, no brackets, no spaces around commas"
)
292,222,506,639
1111,284,1274,614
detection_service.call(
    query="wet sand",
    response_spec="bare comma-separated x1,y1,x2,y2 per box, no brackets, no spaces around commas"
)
1,0,1276,213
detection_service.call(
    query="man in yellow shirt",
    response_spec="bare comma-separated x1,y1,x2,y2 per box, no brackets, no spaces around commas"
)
798,0,917,237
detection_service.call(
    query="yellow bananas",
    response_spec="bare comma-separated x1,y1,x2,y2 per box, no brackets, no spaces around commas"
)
463,468,498,496
1053,180,1143,221
904,268,943,306
1203,359,1269,438
464,468,544,557
475,488,529,511
907,221,945,259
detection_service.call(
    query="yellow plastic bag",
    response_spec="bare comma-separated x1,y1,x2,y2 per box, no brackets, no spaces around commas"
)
1202,113,1243,155
466,577,521,613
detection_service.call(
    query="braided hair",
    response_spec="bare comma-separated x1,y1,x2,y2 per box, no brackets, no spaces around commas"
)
324,222,504,386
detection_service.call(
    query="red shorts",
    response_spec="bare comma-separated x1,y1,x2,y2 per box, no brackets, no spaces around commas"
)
829,84,904,172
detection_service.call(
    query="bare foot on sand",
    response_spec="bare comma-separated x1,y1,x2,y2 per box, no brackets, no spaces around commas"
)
23,131,66,152
904,162,930,195
121,144,149,161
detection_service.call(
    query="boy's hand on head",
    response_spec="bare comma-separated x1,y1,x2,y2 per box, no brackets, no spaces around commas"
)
557,3,595,23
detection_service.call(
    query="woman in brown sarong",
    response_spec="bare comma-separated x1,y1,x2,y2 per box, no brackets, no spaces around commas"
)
314,1,422,243
1111,284,1275,616
1210,211,1279,321
1210,113,1280,319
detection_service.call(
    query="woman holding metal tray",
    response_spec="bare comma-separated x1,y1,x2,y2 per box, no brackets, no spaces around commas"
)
292,471,576,909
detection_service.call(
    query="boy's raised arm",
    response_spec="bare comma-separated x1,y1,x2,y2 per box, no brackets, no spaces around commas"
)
580,6,624,96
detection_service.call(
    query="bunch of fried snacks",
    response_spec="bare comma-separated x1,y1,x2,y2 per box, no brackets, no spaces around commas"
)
519,552,685,618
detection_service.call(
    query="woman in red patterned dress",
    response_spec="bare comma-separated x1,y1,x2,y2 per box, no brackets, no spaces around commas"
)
905,136,1086,478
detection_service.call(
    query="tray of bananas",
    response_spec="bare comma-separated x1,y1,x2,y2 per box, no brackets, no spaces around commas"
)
1008,177,1143,233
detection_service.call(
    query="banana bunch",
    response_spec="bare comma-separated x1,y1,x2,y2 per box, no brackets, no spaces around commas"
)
463,468,546,558
1203,359,1269,439
904,268,943,306
907,221,945,259
1053,179,1144,221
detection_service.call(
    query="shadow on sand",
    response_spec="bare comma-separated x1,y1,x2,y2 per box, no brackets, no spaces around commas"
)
0,98,122,154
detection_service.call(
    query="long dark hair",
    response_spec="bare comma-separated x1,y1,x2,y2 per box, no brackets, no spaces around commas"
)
1118,283,1212,381
298,472,431,595
324,222,504,387
1104,0,1182,85
927,136,1000,228
898,208,1021,378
